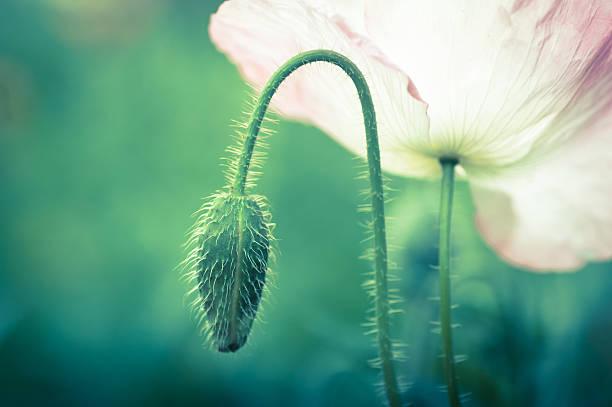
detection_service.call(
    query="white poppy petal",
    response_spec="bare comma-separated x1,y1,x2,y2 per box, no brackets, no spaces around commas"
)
299,0,367,34
471,100,612,271
365,0,612,171
209,0,436,176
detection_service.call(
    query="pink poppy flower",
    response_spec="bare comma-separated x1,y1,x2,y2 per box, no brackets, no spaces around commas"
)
209,0,612,271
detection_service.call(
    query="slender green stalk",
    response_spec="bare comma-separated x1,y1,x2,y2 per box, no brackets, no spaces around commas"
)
438,158,460,407
232,50,401,407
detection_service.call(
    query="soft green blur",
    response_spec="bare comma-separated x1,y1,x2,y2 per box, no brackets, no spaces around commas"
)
1,1,611,406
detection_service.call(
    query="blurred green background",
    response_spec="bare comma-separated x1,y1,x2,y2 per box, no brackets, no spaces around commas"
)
1,1,611,406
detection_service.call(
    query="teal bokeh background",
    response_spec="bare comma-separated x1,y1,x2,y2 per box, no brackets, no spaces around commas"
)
1,1,611,406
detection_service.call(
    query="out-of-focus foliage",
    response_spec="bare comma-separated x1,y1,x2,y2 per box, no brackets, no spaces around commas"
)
0,1,611,406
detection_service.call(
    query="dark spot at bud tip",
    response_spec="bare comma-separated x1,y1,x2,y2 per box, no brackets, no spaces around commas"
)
219,342,242,353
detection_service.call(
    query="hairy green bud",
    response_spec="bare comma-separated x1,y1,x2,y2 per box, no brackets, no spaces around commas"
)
185,192,272,352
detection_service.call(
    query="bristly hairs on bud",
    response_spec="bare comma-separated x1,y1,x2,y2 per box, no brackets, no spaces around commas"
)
181,50,401,407
182,189,275,353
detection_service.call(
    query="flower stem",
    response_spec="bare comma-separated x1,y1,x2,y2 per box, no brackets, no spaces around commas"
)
232,50,401,407
439,158,460,407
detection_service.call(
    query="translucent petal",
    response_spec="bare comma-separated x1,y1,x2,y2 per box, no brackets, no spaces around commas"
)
365,0,612,171
471,99,612,270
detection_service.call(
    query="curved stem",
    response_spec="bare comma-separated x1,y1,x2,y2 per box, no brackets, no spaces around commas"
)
439,158,460,407
232,50,401,407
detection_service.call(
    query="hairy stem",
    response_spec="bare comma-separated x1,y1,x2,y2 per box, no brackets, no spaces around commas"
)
232,50,401,407
439,158,460,407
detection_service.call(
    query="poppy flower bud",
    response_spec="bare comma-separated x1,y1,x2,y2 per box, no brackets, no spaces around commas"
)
192,192,272,352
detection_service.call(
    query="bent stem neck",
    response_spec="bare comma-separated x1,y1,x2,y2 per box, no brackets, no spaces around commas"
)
232,50,401,407
439,158,461,407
